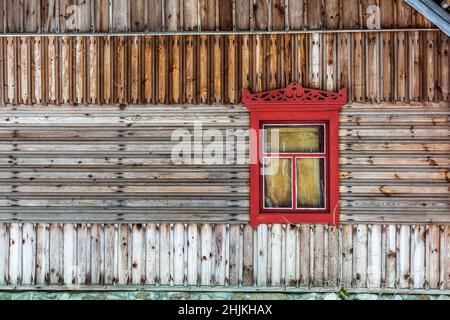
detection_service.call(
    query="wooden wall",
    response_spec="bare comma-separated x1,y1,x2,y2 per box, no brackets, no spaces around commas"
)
0,32,448,105
0,104,448,224
0,222,449,290
0,0,436,33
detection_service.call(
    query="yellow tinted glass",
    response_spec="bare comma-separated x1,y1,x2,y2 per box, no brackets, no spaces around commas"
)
296,158,325,209
265,125,324,153
264,158,292,208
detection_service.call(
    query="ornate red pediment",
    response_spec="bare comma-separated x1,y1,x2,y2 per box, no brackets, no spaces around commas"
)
242,83,347,109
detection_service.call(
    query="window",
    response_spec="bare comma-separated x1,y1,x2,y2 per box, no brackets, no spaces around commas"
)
242,83,346,227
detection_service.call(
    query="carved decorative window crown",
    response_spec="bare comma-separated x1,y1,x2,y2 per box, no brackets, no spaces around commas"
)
242,82,347,106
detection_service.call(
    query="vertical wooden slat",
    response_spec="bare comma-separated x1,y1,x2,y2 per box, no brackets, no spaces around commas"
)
77,0,93,32
219,0,233,31
19,37,29,104
89,224,102,284
381,32,393,102
148,0,163,31
111,0,129,32
198,35,208,103
61,36,72,104
212,35,222,103
35,224,49,285
6,0,24,32
256,224,268,286
117,224,129,284
399,225,411,289
145,224,157,285
341,225,353,287
324,0,339,29
270,224,282,286
299,224,310,286
285,224,297,286
47,36,58,104
115,36,126,103
240,34,251,93
159,223,171,285
439,33,449,102
327,226,340,287
76,224,89,285
102,36,112,104
310,33,320,89
74,36,86,104
337,33,350,100
425,31,436,102
157,36,168,103
271,0,284,30
313,225,324,287
200,224,212,285
24,0,41,32
88,36,99,104
354,224,368,288
201,0,215,30
306,0,323,30
170,35,181,103
165,0,179,31
288,0,304,30
385,224,397,288
0,224,9,284
130,0,146,31
228,224,240,286
409,31,420,101
227,34,237,103
214,224,226,285
242,224,253,286
129,36,140,104
353,33,364,102
6,37,16,105
268,34,278,89
427,225,440,289
95,0,110,32
142,36,154,104
443,226,450,289
182,0,198,31
395,31,407,102
412,225,425,288
103,224,115,284
131,224,145,285
186,224,198,285
254,34,264,92
366,32,379,102
9,223,21,285
63,224,76,285
235,0,250,30
173,223,184,285
367,225,381,288
41,0,59,32
253,0,269,30
49,224,63,285
324,33,336,92
184,35,195,103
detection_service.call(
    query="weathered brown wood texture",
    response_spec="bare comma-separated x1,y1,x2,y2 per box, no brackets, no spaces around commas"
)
0,222,449,290
0,103,448,224
0,33,448,105
0,0,439,33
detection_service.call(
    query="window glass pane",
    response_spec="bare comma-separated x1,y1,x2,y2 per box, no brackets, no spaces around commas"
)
264,158,292,208
265,125,324,153
296,158,325,209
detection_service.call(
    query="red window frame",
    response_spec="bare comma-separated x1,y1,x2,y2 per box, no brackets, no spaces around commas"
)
242,83,347,227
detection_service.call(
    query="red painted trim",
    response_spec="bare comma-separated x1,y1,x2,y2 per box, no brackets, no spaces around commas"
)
243,83,346,228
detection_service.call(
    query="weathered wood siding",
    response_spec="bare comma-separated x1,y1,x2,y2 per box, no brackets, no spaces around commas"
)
0,222,449,291
0,104,448,224
0,33,448,105
0,0,437,33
